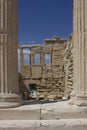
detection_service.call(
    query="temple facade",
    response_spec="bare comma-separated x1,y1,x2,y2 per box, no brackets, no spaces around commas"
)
0,0,87,108
19,36,73,100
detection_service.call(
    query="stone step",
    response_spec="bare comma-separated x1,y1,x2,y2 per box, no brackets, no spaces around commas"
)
0,101,87,120
0,119,87,130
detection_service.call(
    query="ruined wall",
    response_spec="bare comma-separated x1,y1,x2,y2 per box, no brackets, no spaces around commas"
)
19,36,73,100
63,36,73,98
19,37,66,100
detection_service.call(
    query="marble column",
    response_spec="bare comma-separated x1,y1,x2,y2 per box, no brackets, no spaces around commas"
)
69,0,87,106
20,48,24,65
0,0,22,108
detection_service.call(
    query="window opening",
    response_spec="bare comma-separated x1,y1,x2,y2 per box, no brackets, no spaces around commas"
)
23,48,30,65
34,54,40,65
44,54,51,64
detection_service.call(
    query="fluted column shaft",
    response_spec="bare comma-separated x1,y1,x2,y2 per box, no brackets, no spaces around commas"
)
0,0,22,108
70,0,87,106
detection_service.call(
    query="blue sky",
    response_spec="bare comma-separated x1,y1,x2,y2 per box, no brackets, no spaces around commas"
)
18,0,73,44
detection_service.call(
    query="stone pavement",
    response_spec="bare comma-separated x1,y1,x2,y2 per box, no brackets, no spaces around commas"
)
0,101,87,130
0,100,87,120
0,119,87,130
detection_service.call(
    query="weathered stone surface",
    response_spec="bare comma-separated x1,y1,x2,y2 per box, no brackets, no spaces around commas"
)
0,101,87,130
0,101,87,120
0,119,87,130
19,37,66,100
63,36,73,98
0,0,22,108
69,0,87,106
19,35,74,101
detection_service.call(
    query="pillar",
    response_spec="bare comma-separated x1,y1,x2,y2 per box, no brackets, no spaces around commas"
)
31,49,34,65
0,0,22,108
20,48,24,65
69,0,87,106
29,48,31,65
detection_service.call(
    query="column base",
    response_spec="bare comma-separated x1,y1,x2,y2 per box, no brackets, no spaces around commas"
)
75,94,87,106
68,90,77,105
68,97,76,105
69,94,87,106
0,93,23,108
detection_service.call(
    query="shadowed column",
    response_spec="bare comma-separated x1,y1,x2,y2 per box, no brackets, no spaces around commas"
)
0,0,22,108
69,0,87,106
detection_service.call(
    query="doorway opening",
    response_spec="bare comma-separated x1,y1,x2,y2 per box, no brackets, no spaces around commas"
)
29,84,37,99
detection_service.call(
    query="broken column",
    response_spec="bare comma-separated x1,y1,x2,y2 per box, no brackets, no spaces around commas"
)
70,0,87,106
0,0,22,108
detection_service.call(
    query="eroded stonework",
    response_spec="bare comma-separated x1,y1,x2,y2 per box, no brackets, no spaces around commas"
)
63,35,73,98
19,36,73,100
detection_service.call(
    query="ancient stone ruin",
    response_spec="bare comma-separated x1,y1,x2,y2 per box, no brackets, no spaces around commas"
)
19,36,73,100
0,0,87,129
0,0,87,108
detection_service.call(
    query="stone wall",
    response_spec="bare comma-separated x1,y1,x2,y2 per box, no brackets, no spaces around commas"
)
19,37,66,100
19,36,73,100
63,35,73,98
